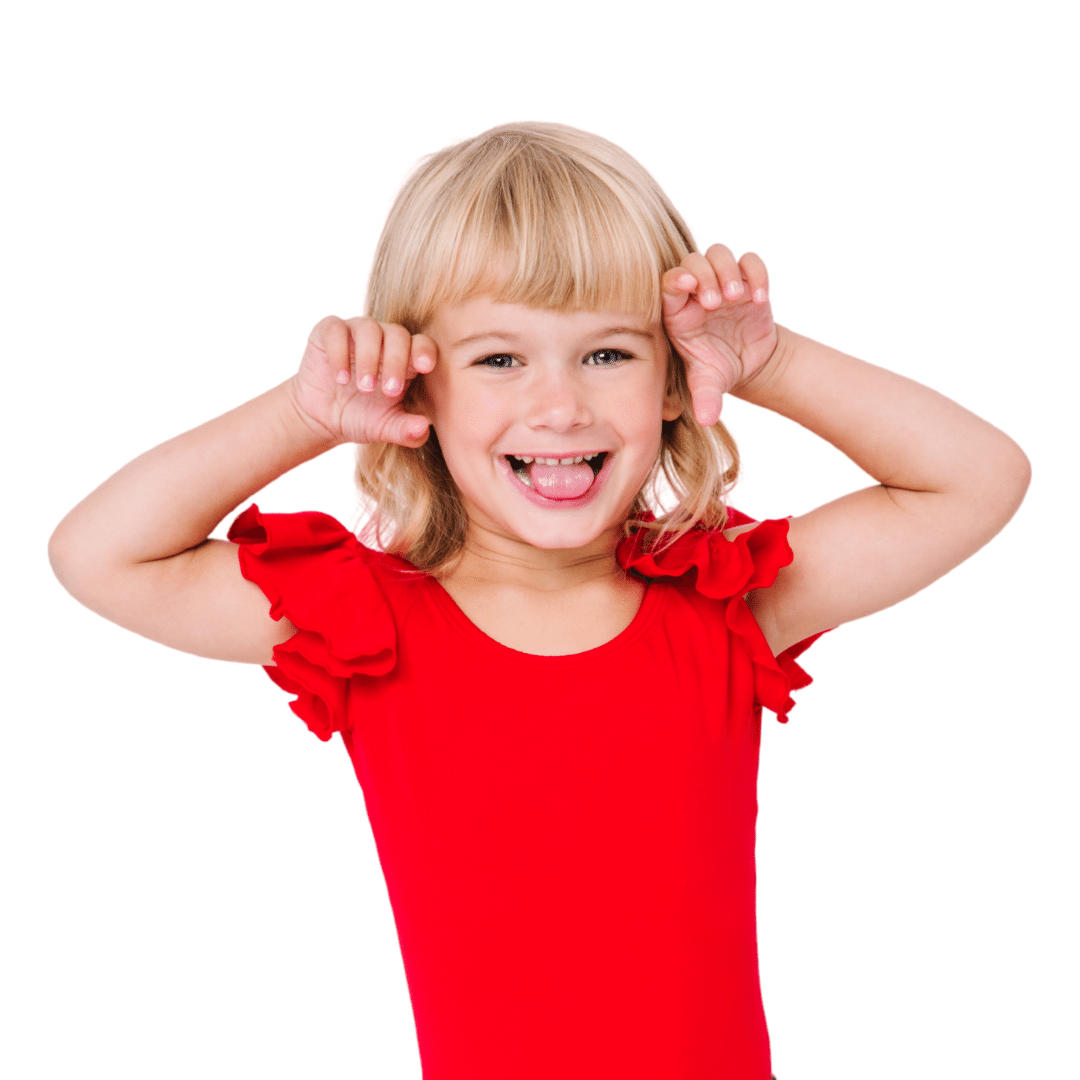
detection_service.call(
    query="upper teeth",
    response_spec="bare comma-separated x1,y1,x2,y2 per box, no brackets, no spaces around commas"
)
514,453,601,465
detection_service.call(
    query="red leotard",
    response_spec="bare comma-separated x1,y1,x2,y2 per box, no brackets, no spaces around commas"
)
228,505,821,1080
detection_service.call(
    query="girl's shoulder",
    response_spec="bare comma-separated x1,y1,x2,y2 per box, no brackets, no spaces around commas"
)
227,503,434,625
227,504,434,740
616,507,794,600
228,503,433,606
228,503,416,575
617,508,821,723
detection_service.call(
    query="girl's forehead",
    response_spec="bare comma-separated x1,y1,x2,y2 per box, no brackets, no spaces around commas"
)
425,295,660,342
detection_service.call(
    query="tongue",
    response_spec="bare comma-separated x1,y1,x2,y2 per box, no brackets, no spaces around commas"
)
527,460,596,499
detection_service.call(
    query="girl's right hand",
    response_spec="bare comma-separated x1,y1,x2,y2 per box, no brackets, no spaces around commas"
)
291,316,436,447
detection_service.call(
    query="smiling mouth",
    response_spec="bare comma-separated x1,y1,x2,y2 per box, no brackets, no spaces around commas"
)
501,451,604,490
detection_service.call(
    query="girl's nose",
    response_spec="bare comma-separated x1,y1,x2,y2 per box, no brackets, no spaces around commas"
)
524,368,593,432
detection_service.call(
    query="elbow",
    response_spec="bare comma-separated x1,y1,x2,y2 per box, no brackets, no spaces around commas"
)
999,438,1031,517
48,515,82,597
976,435,1031,535
48,512,105,604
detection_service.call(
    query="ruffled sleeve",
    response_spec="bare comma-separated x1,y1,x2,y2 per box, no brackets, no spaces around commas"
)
227,504,398,741
616,510,827,723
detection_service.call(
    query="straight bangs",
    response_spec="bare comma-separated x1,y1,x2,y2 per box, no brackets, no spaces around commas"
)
356,123,739,573
366,123,695,330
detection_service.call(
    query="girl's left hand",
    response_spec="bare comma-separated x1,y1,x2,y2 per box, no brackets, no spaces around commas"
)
661,245,778,426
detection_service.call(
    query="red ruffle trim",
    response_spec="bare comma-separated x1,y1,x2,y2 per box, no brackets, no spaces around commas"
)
228,504,398,741
616,510,823,722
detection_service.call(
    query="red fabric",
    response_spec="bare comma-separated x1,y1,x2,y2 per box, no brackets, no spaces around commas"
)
228,504,824,1080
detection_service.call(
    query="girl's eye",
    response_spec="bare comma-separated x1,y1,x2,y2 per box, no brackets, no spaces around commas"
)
475,350,630,369
476,354,520,369
584,349,631,366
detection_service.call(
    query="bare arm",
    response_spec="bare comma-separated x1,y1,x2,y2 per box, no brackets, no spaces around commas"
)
49,383,336,663
736,327,1030,653
662,246,1031,655
49,317,437,664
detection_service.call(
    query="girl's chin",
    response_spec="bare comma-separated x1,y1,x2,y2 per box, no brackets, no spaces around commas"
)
464,504,625,554
507,523,618,552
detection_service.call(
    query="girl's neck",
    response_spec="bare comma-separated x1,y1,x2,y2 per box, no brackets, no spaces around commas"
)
433,520,646,656
438,520,625,594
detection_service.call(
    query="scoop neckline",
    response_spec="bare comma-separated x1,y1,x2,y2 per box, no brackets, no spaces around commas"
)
424,571,665,664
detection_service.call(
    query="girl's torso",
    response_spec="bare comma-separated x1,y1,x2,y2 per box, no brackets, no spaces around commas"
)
229,505,815,1080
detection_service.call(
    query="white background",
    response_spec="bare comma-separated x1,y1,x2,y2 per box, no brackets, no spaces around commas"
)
3,2,1076,1078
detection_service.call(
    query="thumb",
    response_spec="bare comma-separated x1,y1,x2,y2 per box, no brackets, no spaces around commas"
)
684,367,725,427
386,410,431,448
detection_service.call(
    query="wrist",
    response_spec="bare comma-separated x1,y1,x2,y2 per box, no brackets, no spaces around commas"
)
730,324,798,408
279,377,344,453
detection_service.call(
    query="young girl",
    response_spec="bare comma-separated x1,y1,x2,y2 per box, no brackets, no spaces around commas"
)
49,122,1030,1080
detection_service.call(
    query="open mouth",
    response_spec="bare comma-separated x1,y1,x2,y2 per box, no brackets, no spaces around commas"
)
504,452,608,500
501,449,613,503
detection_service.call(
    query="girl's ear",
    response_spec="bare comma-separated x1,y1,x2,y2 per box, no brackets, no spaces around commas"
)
661,343,687,422
662,388,683,422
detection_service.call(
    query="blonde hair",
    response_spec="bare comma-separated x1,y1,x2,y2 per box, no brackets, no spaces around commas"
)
357,122,739,571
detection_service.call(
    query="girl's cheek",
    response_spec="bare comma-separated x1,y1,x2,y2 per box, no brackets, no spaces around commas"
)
438,391,506,448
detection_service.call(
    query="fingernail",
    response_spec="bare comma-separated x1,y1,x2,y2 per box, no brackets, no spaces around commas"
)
335,369,350,385
753,288,768,303
702,290,720,307
384,378,401,396
726,280,744,298
677,274,696,290
415,355,434,372
360,374,376,392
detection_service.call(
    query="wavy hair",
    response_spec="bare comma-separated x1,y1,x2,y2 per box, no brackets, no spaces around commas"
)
356,122,739,571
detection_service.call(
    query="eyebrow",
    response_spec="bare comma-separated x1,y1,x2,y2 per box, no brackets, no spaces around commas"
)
450,327,654,348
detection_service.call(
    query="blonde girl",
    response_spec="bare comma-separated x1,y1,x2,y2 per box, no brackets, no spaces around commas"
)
50,122,1029,1080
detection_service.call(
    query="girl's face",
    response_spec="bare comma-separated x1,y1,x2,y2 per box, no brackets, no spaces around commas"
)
419,296,681,555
